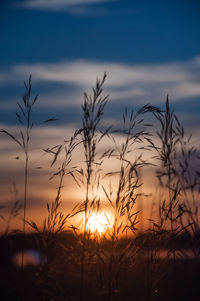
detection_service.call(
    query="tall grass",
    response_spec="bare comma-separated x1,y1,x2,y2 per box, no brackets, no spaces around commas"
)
1,76,37,237
144,96,200,299
0,73,200,301
1,76,38,298
77,73,109,300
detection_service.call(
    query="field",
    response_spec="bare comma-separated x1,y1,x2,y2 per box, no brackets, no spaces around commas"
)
0,74,200,301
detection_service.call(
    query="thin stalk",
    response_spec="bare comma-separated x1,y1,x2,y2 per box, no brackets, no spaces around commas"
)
21,135,29,272
80,73,108,301
0,76,39,300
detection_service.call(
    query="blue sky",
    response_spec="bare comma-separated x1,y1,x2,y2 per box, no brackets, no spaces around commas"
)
0,0,200,128
0,0,200,125
0,0,200,228
1,0,200,65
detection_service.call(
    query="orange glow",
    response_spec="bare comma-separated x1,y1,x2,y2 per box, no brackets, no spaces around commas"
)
86,211,112,235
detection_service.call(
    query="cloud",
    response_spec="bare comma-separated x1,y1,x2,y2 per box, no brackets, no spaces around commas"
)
0,123,130,214
1,121,199,230
1,56,200,108
20,0,117,13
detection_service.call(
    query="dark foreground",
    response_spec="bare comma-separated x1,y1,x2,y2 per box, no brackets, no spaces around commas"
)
0,232,199,301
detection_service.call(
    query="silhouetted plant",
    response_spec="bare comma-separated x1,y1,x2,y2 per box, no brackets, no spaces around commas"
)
100,103,161,300
0,183,22,236
1,73,200,301
145,97,196,299
77,72,110,301
1,76,38,269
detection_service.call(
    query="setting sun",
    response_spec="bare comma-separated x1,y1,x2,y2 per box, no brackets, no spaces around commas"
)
86,211,111,235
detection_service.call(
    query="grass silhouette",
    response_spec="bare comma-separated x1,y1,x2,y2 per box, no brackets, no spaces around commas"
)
0,74,200,301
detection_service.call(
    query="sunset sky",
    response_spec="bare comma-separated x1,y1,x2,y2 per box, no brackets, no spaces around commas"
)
0,0,200,230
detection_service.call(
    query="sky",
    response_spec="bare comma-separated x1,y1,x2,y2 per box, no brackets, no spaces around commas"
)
0,0,200,230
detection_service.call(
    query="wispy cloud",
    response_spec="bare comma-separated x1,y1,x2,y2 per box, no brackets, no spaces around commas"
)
1,57,200,107
1,122,199,214
20,0,117,13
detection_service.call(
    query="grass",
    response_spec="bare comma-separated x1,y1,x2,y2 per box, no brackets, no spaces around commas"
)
0,73,200,301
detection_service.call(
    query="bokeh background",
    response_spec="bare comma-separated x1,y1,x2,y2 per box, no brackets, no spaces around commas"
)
0,0,200,231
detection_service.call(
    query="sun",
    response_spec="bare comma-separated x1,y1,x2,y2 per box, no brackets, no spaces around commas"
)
86,211,111,235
